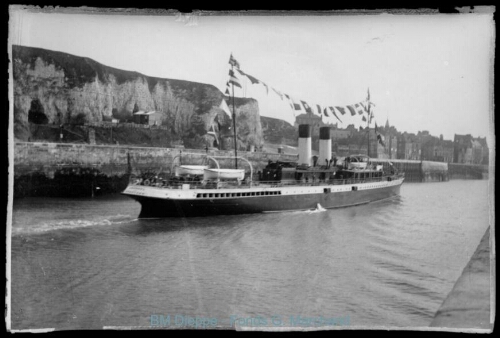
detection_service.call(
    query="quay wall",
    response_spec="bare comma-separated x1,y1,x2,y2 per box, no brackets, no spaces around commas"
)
430,227,493,331
14,142,298,175
371,159,449,182
448,163,489,180
13,142,298,197
13,142,487,197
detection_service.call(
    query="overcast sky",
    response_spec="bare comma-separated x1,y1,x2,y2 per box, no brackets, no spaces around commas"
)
9,8,495,144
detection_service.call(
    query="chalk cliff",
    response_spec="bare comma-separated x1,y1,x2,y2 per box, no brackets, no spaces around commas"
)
12,45,263,149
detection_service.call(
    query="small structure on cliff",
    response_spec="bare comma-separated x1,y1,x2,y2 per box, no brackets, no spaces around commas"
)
133,111,161,125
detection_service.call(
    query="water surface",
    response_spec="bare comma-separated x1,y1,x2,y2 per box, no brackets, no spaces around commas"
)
10,180,490,329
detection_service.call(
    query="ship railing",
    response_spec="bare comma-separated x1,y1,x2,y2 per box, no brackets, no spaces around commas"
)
128,173,402,189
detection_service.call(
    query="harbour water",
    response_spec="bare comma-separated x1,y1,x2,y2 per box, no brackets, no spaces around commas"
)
10,180,490,330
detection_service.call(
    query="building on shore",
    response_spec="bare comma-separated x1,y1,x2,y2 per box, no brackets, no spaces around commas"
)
133,111,161,126
454,134,489,164
397,133,421,160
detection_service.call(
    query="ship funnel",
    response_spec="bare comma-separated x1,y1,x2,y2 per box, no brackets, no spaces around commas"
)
318,127,332,167
298,124,312,166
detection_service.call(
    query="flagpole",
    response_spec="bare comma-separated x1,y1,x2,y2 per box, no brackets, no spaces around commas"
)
367,92,371,158
231,62,238,169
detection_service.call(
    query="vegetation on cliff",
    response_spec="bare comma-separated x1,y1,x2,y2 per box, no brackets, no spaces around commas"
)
12,45,266,150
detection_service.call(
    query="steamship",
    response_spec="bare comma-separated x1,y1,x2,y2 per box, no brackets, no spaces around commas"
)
122,124,404,218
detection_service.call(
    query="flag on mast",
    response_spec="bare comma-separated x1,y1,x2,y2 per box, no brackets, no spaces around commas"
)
355,103,364,115
228,69,242,88
291,97,302,111
272,87,284,100
316,104,322,116
300,101,313,113
329,107,342,123
375,121,385,147
229,54,240,69
219,98,232,120
245,73,260,85
335,106,347,115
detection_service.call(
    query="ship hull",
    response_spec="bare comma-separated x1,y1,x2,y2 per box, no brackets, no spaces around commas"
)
124,179,403,218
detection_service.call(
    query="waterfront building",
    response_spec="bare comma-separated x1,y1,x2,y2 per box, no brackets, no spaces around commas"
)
397,133,421,160
453,134,488,164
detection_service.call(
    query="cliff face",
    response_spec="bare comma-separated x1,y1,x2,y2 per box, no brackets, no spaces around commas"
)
225,97,263,150
12,45,263,149
260,116,297,146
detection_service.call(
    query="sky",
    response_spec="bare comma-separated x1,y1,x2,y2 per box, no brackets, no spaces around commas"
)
9,7,495,144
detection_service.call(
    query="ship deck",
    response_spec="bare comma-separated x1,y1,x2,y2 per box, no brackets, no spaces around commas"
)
129,174,404,190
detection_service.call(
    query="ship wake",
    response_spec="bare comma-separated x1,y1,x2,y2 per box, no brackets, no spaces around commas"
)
307,203,327,213
12,214,137,235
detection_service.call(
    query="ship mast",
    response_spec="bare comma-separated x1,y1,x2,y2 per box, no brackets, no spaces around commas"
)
366,88,371,158
230,63,238,169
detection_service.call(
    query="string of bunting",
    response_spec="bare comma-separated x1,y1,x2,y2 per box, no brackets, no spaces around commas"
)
225,54,376,124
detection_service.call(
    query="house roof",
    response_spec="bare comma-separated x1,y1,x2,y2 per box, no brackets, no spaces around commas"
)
133,111,157,115
454,134,473,145
476,137,488,148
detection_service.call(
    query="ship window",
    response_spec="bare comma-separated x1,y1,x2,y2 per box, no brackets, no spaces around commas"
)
196,194,201,198
251,192,255,196
203,194,207,198
232,193,236,197
209,194,214,198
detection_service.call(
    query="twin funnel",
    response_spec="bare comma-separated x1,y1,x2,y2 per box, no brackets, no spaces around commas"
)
298,124,331,167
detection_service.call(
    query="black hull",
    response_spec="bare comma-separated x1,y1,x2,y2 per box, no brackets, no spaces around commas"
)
129,183,402,218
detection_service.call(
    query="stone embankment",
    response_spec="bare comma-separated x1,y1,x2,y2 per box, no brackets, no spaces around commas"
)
13,142,489,197
13,142,298,197
430,227,493,331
